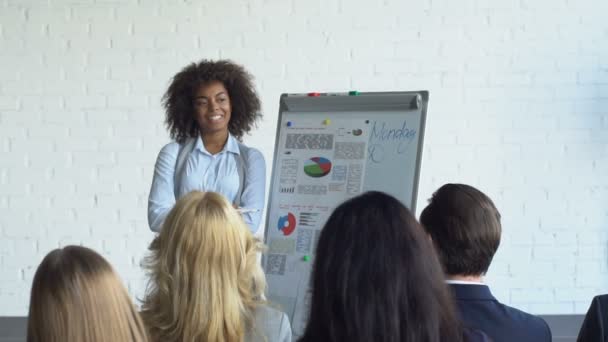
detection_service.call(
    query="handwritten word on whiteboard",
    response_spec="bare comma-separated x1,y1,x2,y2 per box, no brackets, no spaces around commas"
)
368,119,417,164
363,113,422,205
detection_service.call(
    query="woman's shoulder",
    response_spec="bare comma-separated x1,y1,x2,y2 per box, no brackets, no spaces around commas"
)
252,304,288,322
249,305,291,341
159,141,181,154
237,142,264,161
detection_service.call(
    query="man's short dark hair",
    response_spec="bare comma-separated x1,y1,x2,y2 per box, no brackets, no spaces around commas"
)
420,183,502,276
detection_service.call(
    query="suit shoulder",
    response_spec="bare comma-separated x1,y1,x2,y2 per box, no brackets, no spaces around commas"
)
594,294,608,306
499,302,551,336
463,328,492,342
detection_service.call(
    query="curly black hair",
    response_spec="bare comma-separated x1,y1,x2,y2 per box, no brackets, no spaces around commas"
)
162,59,262,143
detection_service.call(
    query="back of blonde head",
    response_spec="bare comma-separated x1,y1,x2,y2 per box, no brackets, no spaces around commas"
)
141,191,266,342
27,245,148,342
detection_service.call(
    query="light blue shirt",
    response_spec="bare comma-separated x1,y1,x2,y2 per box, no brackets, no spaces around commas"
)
148,134,266,233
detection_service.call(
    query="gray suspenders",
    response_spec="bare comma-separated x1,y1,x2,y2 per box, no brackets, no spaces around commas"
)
174,137,245,205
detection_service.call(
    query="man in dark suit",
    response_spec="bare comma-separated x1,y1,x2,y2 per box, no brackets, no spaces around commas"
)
577,294,608,342
420,183,552,342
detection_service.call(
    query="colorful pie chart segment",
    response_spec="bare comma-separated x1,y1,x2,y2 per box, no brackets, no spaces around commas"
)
277,212,296,236
303,157,332,178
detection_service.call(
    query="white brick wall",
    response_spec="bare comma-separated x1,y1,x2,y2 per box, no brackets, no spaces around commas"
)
1,0,607,316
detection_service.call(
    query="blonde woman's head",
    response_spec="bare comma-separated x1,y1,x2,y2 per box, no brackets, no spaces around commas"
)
27,245,148,342
141,191,266,342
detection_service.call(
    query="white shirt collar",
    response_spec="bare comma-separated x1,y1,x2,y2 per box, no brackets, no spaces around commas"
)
194,133,240,155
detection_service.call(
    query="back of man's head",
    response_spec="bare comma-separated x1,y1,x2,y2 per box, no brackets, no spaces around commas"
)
420,183,502,277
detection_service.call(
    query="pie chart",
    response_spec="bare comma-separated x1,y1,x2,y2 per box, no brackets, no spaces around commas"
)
277,212,296,236
303,157,332,178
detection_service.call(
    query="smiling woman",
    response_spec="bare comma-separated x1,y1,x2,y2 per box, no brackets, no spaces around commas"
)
147,59,266,234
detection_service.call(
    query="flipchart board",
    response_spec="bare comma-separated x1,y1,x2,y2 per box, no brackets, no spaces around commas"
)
262,91,429,337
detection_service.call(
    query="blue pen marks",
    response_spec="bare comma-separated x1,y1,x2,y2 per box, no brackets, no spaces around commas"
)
368,120,417,163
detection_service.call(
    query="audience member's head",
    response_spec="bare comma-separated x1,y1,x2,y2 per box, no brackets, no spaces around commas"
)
420,183,502,278
299,191,464,342
27,245,148,342
141,191,266,342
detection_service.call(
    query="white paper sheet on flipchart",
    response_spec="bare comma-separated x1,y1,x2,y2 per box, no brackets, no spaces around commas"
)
280,124,370,202
264,117,370,326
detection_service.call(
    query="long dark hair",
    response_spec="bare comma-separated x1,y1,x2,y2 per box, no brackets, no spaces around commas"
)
299,191,463,342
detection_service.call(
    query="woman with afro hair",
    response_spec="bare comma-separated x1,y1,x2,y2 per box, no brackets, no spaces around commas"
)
148,59,265,233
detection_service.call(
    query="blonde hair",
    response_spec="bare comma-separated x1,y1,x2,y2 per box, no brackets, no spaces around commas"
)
141,191,266,342
27,245,149,342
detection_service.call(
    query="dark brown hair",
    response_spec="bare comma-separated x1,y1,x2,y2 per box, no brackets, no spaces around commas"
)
420,183,502,276
299,191,464,342
163,59,261,143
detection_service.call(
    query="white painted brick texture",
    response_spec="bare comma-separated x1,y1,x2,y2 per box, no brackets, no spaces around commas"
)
1,0,607,316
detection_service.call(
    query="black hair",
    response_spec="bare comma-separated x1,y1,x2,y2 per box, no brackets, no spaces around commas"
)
299,191,463,342
163,59,261,142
